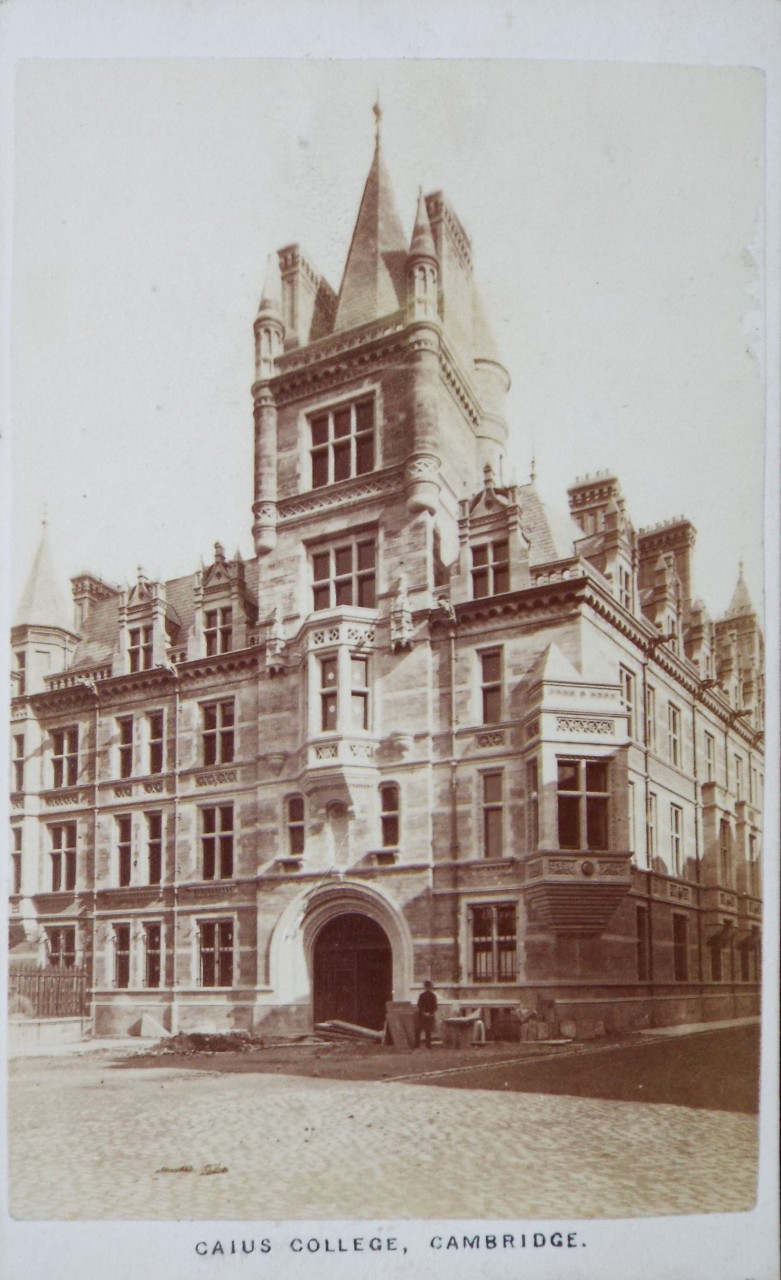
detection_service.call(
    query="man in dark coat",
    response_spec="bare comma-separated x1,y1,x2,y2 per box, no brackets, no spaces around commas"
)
415,980,437,1049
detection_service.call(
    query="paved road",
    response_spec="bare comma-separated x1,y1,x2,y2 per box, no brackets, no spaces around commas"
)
8,1034,758,1222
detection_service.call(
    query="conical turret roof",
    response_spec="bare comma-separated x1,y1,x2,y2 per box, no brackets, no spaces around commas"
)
334,124,408,332
14,524,75,632
725,563,754,617
408,188,437,260
257,254,282,317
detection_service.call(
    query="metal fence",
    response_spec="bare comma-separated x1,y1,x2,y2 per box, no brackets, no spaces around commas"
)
9,968,88,1019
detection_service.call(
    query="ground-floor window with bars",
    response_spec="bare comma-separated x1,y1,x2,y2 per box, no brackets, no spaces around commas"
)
199,919,234,987
469,903,517,982
144,922,162,988
46,925,76,968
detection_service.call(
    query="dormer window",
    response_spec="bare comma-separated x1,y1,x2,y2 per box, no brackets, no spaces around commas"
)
471,540,509,598
129,625,153,672
310,397,375,489
205,606,233,656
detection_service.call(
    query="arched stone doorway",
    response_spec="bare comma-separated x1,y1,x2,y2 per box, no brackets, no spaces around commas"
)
312,912,392,1030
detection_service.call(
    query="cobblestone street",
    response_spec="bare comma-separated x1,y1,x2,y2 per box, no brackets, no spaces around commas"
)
8,1042,757,1221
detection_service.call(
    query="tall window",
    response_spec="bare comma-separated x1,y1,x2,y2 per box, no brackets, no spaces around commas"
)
471,541,509,598
620,667,636,739
557,760,609,852
645,684,657,750
320,657,338,731
52,726,78,788
470,903,516,982
117,717,133,779
627,780,636,858
482,771,504,857
50,823,77,891
719,819,731,887
203,701,234,765
704,732,715,782
46,925,76,969
116,815,132,887
479,650,502,724
286,796,305,855
205,606,233,656
380,783,400,848
113,924,131,989
749,764,758,806
636,905,650,981
202,805,234,880
350,656,369,730
670,804,683,876
748,833,759,896
199,920,233,987
734,755,743,801
12,734,24,792
647,792,658,866
128,624,153,672
311,538,376,611
11,828,22,894
14,651,26,696
618,564,633,611
310,398,375,488
144,922,162,989
667,703,681,767
148,711,165,774
526,759,539,850
146,811,162,885
672,913,688,981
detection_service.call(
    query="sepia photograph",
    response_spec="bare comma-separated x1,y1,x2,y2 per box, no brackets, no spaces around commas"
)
2,6,779,1280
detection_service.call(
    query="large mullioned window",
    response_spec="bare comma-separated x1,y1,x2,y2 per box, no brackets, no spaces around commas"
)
471,541,509,599
470,904,517,982
52,727,78,789
310,398,375,489
311,538,376,612
557,759,609,852
199,920,234,988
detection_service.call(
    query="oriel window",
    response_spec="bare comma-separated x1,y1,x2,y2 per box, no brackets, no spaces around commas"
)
557,759,610,852
310,398,375,489
320,657,338,732
350,656,369,731
12,734,24,792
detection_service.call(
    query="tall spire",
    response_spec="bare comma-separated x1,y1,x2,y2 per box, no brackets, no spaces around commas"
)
725,561,754,617
333,107,408,332
408,188,436,261
257,253,282,317
14,521,74,632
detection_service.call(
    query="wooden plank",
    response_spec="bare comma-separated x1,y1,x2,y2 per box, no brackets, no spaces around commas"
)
384,1001,417,1049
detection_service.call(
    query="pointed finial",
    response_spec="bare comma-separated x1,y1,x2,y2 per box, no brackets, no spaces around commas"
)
530,454,537,483
41,504,48,529
373,96,382,144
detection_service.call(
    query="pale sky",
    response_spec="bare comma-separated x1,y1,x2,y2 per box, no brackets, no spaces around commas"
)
11,57,765,621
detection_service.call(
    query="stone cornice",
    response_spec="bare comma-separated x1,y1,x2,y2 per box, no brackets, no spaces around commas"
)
429,577,590,633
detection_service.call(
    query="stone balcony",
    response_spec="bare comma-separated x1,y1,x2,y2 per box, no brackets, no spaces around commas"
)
520,848,632,935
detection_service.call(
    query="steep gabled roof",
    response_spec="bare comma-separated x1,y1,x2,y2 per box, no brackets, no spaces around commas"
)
333,135,408,332
13,525,75,633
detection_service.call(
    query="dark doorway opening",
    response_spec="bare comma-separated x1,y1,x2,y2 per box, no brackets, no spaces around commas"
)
312,912,392,1030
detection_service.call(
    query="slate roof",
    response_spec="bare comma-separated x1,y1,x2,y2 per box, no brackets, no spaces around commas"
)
333,137,408,332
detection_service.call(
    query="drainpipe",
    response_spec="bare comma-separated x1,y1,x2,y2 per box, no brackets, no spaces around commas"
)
640,652,654,985
85,680,100,1033
167,665,180,1036
691,697,703,986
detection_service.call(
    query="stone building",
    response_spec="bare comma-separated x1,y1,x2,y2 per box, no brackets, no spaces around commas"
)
8,120,763,1039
